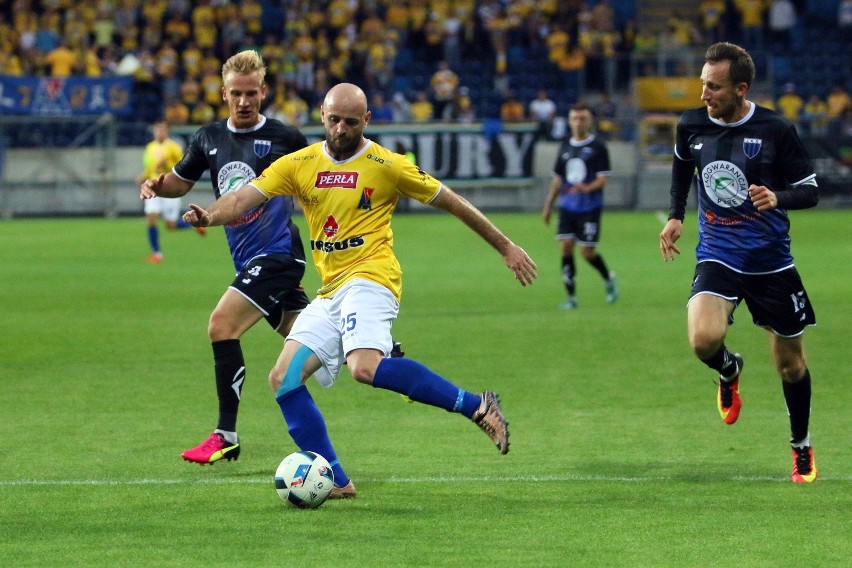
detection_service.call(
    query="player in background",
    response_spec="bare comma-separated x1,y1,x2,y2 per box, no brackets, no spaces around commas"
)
181,83,537,477
542,103,618,310
140,51,360,498
138,119,205,264
659,42,820,483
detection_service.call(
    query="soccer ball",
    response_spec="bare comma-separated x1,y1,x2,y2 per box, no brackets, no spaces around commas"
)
274,451,334,509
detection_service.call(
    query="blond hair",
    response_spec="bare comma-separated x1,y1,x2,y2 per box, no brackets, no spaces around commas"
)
221,50,266,83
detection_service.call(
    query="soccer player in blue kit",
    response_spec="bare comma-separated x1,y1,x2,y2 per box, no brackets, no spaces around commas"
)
659,42,820,482
182,83,537,482
542,102,618,310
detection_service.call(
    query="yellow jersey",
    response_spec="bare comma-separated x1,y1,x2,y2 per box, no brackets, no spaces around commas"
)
251,140,442,300
142,137,184,178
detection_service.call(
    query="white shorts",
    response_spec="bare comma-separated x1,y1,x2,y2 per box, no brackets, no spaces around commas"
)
288,278,399,387
144,196,182,222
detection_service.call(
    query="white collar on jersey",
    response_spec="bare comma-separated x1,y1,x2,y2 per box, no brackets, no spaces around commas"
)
226,115,267,133
322,138,372,164
569,134,595,146
709,100,755,127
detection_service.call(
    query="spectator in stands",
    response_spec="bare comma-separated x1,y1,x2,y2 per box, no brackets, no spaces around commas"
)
44,38,77,77
768,0,797,50
430,60,460,119
218,4,246,57
423,10,446,63
391,91,413,123
0,48,23,76
776,82,803,126
594,91,619,141
410,90,434,123
293,28,315,93
163,9,191,49
164,95,190,125
34,11,61,57
191,1,217,53
279,86,310,126
826,84,851,136
444,86,477,123
699,0,727,44
528,89,557,139
62,9,89,51
200,57,224,107
80,46,102,77
190,101,217,125
734,0,767,51
180,74,201,109
365,37,396,93
442,7,464,68
840,0,852,40
499,90,525,123
91,4,117,50
16,13,38,73
369,92,394,124
802,94,828,136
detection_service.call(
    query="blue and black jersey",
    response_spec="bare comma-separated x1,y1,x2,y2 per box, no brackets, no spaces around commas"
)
671,103,816,274
552,135,611,213
173,116,308,271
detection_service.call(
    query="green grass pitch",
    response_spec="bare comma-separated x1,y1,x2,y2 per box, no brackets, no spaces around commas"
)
0,210,849,567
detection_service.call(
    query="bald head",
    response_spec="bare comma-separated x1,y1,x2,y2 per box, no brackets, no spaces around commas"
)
323,83,368,115
322,83,371,160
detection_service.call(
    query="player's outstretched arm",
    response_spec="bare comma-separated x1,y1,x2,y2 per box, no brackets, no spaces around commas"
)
431,186,538,286
183,184,266,227
139,173,194,200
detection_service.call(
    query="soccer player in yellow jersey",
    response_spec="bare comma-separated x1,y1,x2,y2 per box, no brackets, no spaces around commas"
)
137,119,204,263
183,83,537,482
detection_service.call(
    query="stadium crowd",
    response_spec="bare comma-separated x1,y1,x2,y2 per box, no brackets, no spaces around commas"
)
0,0,849,135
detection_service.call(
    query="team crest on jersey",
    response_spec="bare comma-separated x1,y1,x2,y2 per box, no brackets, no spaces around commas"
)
316,171,358,189
743,138,762,159
358,188,374,210
700,160,748,208
254,139,271,158
217,161,257,195
322,215,339,238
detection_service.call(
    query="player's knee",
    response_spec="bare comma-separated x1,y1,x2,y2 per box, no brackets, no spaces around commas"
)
776,359,807,383
273,344,315,397
208,311,237,341
268,366,284,392
348,364,375,385
688,330,722,359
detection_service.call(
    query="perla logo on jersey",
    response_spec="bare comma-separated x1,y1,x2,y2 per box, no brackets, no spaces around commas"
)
316,171,358,189
217,161,257,195
701,160,748,208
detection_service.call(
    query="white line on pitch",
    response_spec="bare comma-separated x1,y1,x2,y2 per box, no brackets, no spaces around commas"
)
2,474,849,487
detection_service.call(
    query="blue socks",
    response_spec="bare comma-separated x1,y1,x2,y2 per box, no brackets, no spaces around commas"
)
147,225,160,252
275,385,349,488
372,358,481,419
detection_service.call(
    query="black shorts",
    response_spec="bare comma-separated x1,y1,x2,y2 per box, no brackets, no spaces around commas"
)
556,209,602,246
229,254,310,332
690,261,816,337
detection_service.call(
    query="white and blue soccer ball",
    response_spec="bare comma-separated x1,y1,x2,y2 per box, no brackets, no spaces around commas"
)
274,451,334,509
